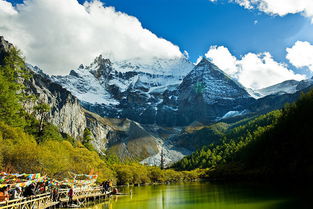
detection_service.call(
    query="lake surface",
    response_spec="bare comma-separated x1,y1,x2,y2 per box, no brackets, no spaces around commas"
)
84,182,312,209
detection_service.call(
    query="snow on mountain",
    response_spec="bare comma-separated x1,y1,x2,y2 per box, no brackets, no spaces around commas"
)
51,55,195,124
252,78,313,98
179,58,251,104
256,80,300,98
111,56,193,76
52,55,313,127
221,110,248,119
245,88,263,99
53,56,193,102
175,58,254,124
52,63,119,105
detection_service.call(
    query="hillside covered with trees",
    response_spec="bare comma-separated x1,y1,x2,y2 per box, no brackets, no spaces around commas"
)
173,90,313,180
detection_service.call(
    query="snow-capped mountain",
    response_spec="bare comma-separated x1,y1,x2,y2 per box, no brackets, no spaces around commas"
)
52,55,195,125
251,78,313,98
52,56,256,126
176,58,254,124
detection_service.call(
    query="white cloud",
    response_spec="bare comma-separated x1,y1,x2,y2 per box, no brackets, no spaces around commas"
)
232,0,313,22
0,0,182,75
0,0,16,14
205,46,306,89
205,46,238,76
286,41,313,71
233,0,253,9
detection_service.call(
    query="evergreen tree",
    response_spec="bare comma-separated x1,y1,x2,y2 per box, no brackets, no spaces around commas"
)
0,48,30,127
82,128,94,151
160,149,165,170
34,102,51,132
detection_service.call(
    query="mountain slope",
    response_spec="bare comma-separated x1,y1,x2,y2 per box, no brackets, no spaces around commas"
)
253,79,313,98
176,58,254,125
215,89,313,180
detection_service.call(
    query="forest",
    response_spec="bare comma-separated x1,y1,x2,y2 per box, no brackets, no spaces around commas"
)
173,89,313,180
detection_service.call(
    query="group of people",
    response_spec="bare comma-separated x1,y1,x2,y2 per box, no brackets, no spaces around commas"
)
51,186,73,203
0,183,75,204
100,180,114,193
100,180,119,195
1,180,117,204
0,182,48,202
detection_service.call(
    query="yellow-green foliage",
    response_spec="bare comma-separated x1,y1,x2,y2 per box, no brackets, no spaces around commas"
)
0,121,203,184
112,163,204,185
0,121,104,178
0,134,3,170
0,121,40,173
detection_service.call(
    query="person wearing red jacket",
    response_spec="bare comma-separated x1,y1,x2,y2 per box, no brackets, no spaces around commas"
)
68,187,74,205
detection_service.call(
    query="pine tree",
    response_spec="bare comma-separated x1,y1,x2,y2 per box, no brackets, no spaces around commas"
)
82,128,94,151
160,149,165,170
34,102,51,132
0,48,30,127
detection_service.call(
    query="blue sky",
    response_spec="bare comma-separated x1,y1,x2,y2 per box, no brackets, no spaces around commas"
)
8,0,312,64
3,0,313,88
99,0,311,64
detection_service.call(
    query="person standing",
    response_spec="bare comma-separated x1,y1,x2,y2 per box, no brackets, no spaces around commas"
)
23,184,35,197
4,186,11,200
68,187,74,205
104,181,109,192
108,180,113,192
12,187,22,200
52,187,59,202
100,181,106,193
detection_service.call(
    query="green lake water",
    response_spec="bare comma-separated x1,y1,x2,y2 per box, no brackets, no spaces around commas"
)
84,182,312,209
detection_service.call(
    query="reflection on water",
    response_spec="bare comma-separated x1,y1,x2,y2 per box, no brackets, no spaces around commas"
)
84,182,312,209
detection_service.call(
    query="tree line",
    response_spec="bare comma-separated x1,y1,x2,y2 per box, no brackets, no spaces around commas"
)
174,89,313,181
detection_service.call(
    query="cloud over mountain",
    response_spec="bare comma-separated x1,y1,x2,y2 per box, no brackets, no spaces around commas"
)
205,46,305,89
0,0,182,75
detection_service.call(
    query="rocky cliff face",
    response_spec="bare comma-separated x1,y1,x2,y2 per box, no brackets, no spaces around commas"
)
0,36,13,65
24,67,160,159
25,67,87,139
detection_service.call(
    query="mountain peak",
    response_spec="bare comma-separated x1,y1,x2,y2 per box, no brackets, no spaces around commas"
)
195,57,228,76
196,57,212,67
94,54,112,66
